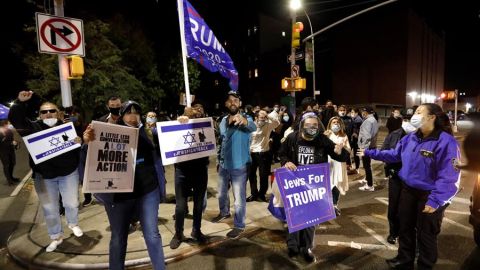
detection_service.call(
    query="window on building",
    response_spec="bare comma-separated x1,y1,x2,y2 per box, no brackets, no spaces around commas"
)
214,80,219,86
254,68,259,78
247,28,251,36
282,31,286,37
253,26,258,34
248,70,252,79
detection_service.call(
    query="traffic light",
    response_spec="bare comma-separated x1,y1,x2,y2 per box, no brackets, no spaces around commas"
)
440,90,456,100
66,55,84,79
294,78,306,89
292,22,304,48
282,78,294,90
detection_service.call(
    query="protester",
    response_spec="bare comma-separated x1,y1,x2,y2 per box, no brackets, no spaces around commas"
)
169,104,210,249
83,101,165,270
0,120,19,185
358,106,379,191
9,90,83,252
279,112,349,262
381,117,415,244
324,116,351,216
212,91,256,239
349,108,363,173
247,108,280,202
386,108,403,134
358,103,460,269
82,95,123,207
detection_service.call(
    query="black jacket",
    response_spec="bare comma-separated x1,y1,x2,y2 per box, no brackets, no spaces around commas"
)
279,131,349,166
381,127,406,177
9,101,79,179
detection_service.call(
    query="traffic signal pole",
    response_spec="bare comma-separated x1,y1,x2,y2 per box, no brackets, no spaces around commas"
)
290,10,297,102
54,0,73,107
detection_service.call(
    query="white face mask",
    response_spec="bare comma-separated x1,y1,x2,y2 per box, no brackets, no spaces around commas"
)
338,111,346,117
331,124,341,133
402,121,417,134
282,115,290,122
42,118,57,127
410,114,424,129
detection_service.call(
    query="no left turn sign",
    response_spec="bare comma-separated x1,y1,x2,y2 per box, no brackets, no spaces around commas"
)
36,13,85,56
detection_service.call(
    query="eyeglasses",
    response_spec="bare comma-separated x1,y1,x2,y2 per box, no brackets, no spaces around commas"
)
40,109,57,114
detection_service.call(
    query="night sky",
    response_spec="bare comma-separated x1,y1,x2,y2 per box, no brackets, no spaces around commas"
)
2,0,480,104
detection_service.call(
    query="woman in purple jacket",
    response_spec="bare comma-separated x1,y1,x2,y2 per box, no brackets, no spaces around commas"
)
358,103,460,270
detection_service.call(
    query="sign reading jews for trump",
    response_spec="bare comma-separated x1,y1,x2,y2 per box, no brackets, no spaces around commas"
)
82,121,138,193
274,163,336,233
23,122,81,164
157,117,216,165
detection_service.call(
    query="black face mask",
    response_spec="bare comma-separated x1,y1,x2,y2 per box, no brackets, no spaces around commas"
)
109,107,120,116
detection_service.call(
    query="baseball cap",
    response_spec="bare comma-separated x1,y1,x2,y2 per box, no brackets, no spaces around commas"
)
361,106,375,114
227,90,241,100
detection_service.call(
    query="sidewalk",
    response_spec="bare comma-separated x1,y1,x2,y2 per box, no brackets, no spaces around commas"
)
6,158,290,270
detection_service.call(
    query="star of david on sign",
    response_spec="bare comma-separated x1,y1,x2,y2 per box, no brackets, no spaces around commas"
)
183,131,196,147
49,136,61,147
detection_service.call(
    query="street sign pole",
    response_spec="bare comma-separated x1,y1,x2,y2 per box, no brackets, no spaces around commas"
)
54,0,72,108
290,11,297,104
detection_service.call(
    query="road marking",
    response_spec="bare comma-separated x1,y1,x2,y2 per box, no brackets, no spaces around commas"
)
443,217,473,232
10,170,31,197
452,197,470,204
317,219,341,230
327,240,392,250
375,197,470,215
351,215,397,250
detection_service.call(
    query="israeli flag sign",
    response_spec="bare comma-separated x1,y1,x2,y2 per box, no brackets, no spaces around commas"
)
22,122,81,164
157,117,217,165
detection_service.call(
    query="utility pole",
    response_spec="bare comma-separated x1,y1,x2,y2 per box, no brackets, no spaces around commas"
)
54,0,72,107
290,9,297,103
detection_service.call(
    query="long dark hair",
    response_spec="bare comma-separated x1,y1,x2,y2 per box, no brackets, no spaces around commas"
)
422,103,452,135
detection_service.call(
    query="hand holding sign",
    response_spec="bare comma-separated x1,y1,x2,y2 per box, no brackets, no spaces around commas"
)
83,124,95,143
284,161,297,171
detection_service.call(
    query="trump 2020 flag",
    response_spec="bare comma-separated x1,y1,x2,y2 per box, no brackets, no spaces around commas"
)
181,0,239,90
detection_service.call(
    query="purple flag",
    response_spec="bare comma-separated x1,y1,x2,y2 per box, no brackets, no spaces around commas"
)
274,163,336,233
182,0,239,90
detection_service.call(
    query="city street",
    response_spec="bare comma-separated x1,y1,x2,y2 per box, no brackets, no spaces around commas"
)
0,130,479,269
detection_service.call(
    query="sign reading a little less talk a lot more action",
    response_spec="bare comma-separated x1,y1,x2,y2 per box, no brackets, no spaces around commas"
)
156,117,216,165
82,121,138,193
22,122,81,164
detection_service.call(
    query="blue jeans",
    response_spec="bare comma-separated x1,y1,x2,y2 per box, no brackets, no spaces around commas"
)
104,189,165,270
218,166,247,229
34,169,79,239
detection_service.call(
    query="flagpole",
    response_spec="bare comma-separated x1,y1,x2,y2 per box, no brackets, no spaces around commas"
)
177,0,192,107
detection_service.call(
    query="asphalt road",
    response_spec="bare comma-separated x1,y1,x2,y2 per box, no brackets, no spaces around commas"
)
1,129,480,270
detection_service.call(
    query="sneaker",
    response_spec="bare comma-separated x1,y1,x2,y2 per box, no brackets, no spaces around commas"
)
169,233,186,249
211,213,231,223
358,184,375,191
68,225,83,237
46,238,63,252
226,228,244,239
128,221,140,234
246,195,257,202
82,197,92,207
303,248,317,263
191,230,208,244
334,206,341,216
358,179,367,184
387,235,397,244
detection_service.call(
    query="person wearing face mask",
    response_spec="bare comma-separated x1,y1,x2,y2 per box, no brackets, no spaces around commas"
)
337,105,354,173
212,91,256,239
169,104,210,249
324,117,351,216
358,103,460,269
81,96,124,208
279,112,349,262
83,100,166,270
9,90,84,252
380,116,414,245
247,108,280,202
358,106,379,191
349,108,363,173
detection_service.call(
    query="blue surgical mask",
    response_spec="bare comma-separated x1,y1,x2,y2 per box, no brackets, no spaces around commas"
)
410,114,424,129
146,117,157,124
331,124,340,133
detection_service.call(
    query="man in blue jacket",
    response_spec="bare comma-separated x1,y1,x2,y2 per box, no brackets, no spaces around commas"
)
212,91,256,239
